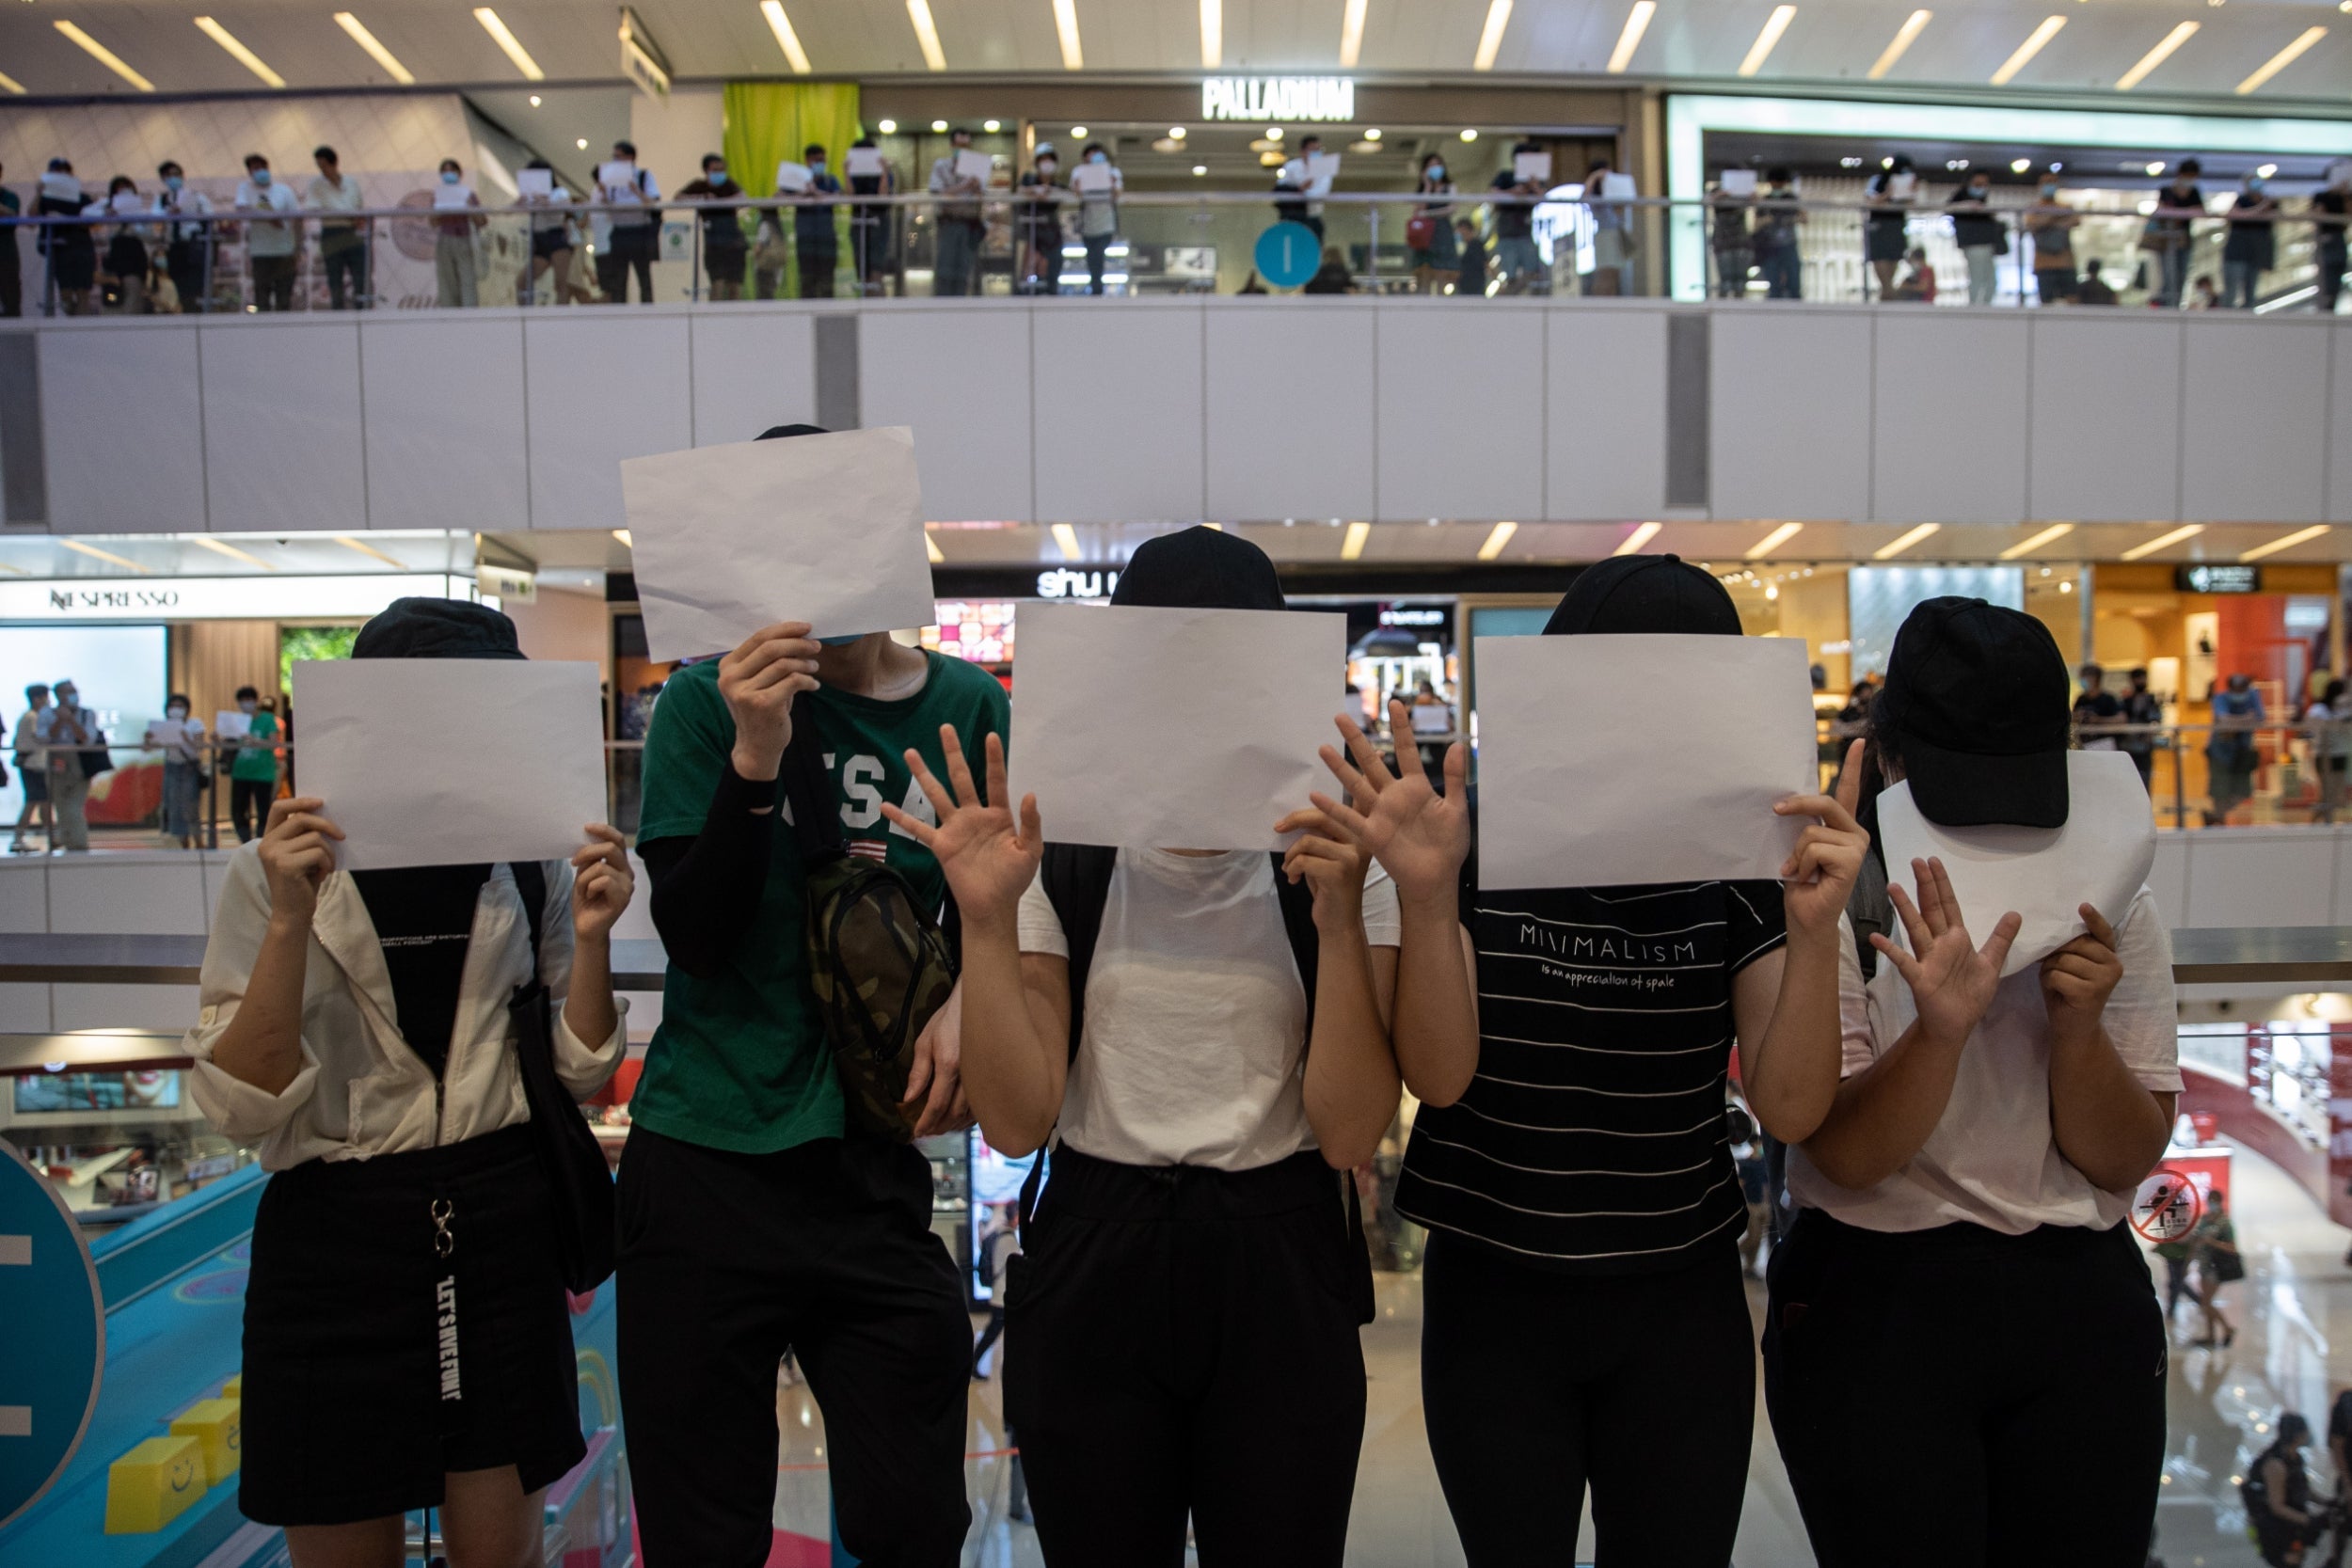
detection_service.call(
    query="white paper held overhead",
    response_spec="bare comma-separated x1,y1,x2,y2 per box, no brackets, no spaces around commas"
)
517,167,555,198
290,659,607,873
1876,751,2156,977
213,710,252,742
619,426,939,661
1009,604,1346,851
844,146,886,178
955,148,993,184
1514,150,1553,184
1473,634,1816,890
774,160,813,194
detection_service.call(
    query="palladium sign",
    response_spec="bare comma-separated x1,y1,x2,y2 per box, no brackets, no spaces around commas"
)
1201,76,1356,123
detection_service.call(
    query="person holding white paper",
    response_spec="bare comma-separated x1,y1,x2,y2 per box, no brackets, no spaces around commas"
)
1014,143,1068,295
675,153,751,300
882,528,1400,1567
594,140,661,305
789,142,843,299
1770,596,2179,1567
1073,144,1122,295
432,159,485,309
928,126,986,296
155,693,205,848
228,685,281,844
516,157,589,307
1863,154,1917,300
616,424,1009,1568
1311,554,1867,1567
184,597,632,1567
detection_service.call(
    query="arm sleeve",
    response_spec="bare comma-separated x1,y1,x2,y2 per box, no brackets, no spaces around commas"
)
1836,915,1878,1080
2103,889,2183,1094
1015,870,1069,958
184,849,322,1140
1724,879,1791,974
1362,865,1403,948
643,764,780,979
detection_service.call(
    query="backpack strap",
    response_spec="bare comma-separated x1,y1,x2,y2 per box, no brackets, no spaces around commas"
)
1038,843,1118,1063
510,860,548,990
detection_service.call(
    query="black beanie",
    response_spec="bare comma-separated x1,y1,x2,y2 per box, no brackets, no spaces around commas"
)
1111,526,1286,613
351,597,525,660
1542,554,1740,637
756,423,830,440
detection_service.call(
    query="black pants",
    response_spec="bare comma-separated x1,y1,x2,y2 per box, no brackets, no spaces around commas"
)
2320,241,2347,314
971,1304,1004,1370
166,239,208,312
1421,1230,1754,1567
797,238,837,298
322,235,368,309
1004,1147,1368,1568
0,258,19,318
230,776,274,842
597,228,657,303
1764,1211,2165,1568
616,1127,970,1568
250,254,295,311
1084,234,1110,294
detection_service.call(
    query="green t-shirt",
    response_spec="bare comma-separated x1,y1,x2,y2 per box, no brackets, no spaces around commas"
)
230,710,279,782
628,653,1010,1154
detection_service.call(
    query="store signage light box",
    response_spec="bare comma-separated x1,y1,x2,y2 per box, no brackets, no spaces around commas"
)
0,575,477,622
1201,76,1355,122
2177,564,2262,594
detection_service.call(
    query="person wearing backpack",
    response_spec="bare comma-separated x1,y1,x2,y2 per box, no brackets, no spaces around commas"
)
1771,597,2180,1567
879,527,1402,1566
2247,1413,2322,1566
615,421,1010,1568
1304,553,1867,1567
182,596,633,1567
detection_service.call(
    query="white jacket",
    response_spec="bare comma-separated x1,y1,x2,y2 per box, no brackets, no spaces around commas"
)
186,846,626,1170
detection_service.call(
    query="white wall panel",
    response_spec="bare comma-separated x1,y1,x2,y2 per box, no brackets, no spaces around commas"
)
1710,309,1871,522
0,985,50,1033
1032,306,1204,523
1204,305,1376,522
40,325,207,533
0,860,45,933
47,855,211,935
691,311,819,449
1377,304,1543,523
1544,309,1667,522
201,321,366,533
524,314,692,531
1870,313,2028,524
860,308,1034,522
2182,320,2329,524
54,983,199,1031
2328,325,2352,524
2027,315,2182,523
361,316,529,532
2183,829,2335,927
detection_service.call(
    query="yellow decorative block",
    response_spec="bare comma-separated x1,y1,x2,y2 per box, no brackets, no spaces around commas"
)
169,1399,243,1487
219,1373,242,1399
104,1434,207,1534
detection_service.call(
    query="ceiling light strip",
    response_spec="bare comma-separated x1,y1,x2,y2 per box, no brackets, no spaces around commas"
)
2119,523,2203,562
1613,521,1662,556
332,13,417,85
60,540,150,574
1990,15,2065,87
187,535,277,570
2237,26,2327,95
906,0,948,71
1997,522,2074,560
1477,520,1518,560
2116,21,2198,92
471,8,546,82
333,534,410,570
1472,0,1513,71
1341,521,1373,561
54,21,156,92
1051,0,1084,69
1340,0,1369,69
1608,2,1656,74
1867,10,1931,81
1872,522,1941,560
194,17,287,89
1051,523,1083,562
0,71,24,97
1744,522,1804,559
1200,0,1222,69
759,1,813,73
1738,6,1797,77
2240,525,2328,563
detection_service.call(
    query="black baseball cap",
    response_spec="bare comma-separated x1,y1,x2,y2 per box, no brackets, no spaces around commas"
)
1542,554,1740,637
1875,596,2070,829
1112,526,1285,612
352,597,524,660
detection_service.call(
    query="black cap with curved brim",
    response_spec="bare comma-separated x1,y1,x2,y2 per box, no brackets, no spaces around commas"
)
1542,553,1740,637
755,423,829,441
1879,595,2070,830
352,596,525,660
1111,526,1286,612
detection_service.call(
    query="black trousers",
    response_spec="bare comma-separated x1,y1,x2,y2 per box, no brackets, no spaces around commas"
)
1764,1210,2166,1568
321,235,368,309
597,227,658,303
1004,1147,1368,1568
166,239,208,312
230,777,274,842
0,258,19,318
616,1127,970,1568
797,238,836,297
1420,1230,1754,1567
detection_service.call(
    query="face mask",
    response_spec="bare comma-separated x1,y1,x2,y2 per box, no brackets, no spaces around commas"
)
167,706,187,720
2040,183,2058,198
1038,160,1057,174
818,634,863,647
238,699,257,714
1089,151,1106,165
251,169,271,186
165,175,183,193
2249,178,2265,194
809,162,825,175
441,169,461,184
709,167,727,182
1428,165,1445,181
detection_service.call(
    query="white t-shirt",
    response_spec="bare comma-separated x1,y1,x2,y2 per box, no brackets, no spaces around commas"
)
1786,884,2181,1234
1016,847,1401,1171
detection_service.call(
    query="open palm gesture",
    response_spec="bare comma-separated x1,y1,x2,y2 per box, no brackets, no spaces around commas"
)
1875,856,2021,1050
1310,699,1470,905
880,726,1041,926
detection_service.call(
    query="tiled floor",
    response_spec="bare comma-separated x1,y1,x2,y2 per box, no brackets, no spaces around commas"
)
773,1148,2344,1567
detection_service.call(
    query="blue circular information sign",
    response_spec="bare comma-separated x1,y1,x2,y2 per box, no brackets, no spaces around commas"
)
1253,221,1323,290
0,1136,103,1528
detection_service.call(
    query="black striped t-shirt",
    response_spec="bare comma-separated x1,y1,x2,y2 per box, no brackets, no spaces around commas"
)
1394,879,1787,1275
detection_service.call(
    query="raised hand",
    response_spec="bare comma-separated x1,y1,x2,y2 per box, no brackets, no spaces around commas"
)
1309,700,1470,905
880,727,1041,926
1274,806,1371,935
718,621,821,782
2040,903,2123,1050
570,823,635,942
1874,856,2021,1050
1774,738,1873,940
257,796,343,928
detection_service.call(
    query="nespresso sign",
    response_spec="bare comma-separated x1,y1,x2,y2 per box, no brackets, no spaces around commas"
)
1201,76,1356,122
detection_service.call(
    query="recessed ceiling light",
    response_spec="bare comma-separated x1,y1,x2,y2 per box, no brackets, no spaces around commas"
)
931,119,948,133
332,12,415,85
472,8,545,80
760,1,813,72
1266,126,1282,139
879,119,898,134
195,16,286,87
1989,14,2065,86
1072,126,1089,138
1192,164,1207,176
1460,128,1479,142
2146,161,2166,176
1472,0,1513,70
576,137,588,149
1609,1,1657,72
984,119,1001,132
1364,128,1381,140
2010,158,2030,173
1200,0,1223,70
905,0,947,70
1170,126,1186,138
54,19,155,91
529,93,541,105
2259,162,2278,178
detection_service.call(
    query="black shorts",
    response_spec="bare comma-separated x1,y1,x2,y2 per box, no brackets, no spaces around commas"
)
531,229,572,261
2037,266,2079,300
239,1123,585,1526
1866,223,1907,264
704,241,747,284
19,768,45,802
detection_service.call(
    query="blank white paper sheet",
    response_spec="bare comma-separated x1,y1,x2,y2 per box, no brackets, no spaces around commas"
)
1473,634,1816,890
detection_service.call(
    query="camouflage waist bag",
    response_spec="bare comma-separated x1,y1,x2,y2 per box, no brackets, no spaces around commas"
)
784,725,958,1143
